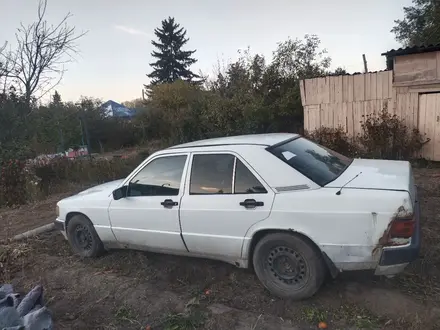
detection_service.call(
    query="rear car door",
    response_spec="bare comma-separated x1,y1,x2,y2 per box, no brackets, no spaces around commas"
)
179,151,275,258
108,153,189,252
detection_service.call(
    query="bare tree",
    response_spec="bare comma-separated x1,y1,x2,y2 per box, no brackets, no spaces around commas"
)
1,0,86,105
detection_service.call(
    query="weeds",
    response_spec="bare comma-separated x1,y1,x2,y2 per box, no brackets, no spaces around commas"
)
162,310,206,330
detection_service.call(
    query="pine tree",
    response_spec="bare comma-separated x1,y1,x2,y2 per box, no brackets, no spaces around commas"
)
52,90,62,106
147,17,199,85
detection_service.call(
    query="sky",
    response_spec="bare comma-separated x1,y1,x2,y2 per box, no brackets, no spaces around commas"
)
0,0,413,103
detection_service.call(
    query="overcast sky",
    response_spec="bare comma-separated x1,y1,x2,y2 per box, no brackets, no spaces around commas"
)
0,0,412,103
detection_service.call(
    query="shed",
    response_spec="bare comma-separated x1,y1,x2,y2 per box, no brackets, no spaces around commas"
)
300,44,440,160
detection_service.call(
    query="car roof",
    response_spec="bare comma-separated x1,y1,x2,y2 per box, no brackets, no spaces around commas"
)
168,133,298,150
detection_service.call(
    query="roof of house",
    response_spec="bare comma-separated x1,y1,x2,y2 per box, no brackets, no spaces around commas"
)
101,100,136,118
381,43,440,57
169,133,298,149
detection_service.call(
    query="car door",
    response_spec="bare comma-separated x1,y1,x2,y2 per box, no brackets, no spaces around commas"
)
179,151,275,259
108,153,189,252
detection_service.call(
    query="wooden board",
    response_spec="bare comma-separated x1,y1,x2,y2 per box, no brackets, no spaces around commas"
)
394,52,438,84
418,93,440,160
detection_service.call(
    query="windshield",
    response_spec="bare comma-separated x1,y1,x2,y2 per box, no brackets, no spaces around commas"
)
268,137,353,186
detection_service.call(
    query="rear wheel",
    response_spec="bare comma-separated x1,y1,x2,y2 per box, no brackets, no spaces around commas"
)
253,233,325,300
66,215,104,258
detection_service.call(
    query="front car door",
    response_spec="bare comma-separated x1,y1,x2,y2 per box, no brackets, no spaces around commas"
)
108,153,189,252
179,151,275,259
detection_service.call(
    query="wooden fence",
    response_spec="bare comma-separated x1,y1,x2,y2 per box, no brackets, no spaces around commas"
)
300,71,393,136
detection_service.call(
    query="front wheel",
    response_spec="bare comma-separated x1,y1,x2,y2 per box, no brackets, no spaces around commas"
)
253,233,325,300
66,214,104,258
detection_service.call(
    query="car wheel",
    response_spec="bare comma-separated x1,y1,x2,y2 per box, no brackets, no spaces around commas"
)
253,233,325,300
66,214,104,258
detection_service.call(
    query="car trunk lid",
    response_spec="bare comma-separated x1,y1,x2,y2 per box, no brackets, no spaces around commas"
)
326,159,416,204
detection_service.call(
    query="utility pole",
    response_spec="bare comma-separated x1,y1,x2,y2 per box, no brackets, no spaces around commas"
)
362,54,368,73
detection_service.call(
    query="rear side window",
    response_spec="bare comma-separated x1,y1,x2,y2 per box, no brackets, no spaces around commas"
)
190,154,234,194
190,154,267,195
268,137,352,186
234,159,267,194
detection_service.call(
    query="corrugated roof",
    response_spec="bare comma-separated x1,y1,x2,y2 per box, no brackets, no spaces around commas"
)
381,44,440,57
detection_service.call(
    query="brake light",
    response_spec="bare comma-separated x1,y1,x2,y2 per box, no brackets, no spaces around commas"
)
389,218,415,238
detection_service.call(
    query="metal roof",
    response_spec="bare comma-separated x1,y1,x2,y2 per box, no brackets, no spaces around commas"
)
381,44,440,57
169,133,298,149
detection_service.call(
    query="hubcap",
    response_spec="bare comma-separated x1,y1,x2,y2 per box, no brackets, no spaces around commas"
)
267,246,307,286
74,225,93,251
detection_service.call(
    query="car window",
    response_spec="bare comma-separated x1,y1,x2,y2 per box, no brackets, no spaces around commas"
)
190,154,234,194
128,155,187,197
268,137,352,186
234,159,267,194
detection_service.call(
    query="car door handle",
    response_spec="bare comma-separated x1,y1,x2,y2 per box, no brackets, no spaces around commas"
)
161,199,178,207
239,199,264,209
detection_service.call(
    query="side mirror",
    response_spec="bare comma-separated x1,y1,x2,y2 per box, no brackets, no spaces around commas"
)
112,186,127,200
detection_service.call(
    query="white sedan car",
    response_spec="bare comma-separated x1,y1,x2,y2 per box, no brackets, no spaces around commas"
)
54,133,420,299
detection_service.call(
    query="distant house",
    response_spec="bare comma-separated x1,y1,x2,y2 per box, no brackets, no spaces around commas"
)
101,100,136,118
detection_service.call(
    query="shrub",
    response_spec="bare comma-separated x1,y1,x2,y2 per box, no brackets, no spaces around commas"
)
358,109,427,160
0,160,28,206
306,126,359,156
32,156,142,196
307,108,427,161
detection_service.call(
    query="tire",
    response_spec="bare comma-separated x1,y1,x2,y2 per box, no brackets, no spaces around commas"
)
253,233,325,300
66,214,104,258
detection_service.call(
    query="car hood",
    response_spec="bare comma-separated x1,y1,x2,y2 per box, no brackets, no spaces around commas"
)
326,158,415,201
76,179,124,197
58,179,125,203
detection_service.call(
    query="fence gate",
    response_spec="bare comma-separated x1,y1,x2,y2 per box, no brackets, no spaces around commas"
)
418,93,440,160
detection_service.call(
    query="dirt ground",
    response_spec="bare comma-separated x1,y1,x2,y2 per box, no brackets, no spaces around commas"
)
1,168,440,329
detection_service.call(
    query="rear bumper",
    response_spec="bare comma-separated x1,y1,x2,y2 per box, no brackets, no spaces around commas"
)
375,188,421,274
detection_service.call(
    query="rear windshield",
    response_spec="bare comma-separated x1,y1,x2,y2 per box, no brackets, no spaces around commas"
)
268,137,353,186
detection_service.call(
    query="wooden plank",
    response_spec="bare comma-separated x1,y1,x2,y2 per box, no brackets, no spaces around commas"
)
300,80,306,106
394,52,437,84
342,75,354,102
433,94,440,161
437,52,440,80
376,72,384,100
410,92,419,128
316,77,330,104
369,72,377,100
380,71,391,99
303,105,310,131
345,102,354,136
324,77,330,104
353,101,364,135
306,105,320,131
335,76,343,103
353,74,365,101
388,70,393,96
425,94,436,159
340,103,347,132
418,94,427,159
304,79,315,105
320,103,328,128
329,77,335,104
317,78,324,104
365,73,371,100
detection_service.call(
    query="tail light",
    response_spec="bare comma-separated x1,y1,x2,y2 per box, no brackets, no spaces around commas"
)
382,215,415,246
389,217,415,238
